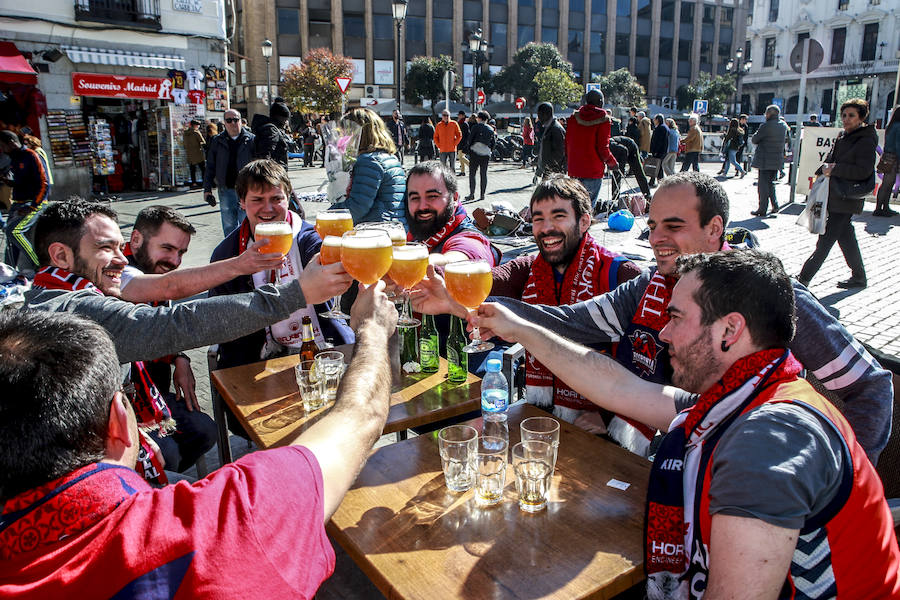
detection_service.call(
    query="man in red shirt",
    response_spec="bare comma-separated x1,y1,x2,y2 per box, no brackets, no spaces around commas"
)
565,90,619,214
0,285,397,598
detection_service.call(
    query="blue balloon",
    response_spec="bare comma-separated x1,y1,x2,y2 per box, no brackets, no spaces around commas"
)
608,209,635,231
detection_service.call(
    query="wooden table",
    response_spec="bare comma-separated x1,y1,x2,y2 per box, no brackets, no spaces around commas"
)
327,403,651,600
211,353,482,453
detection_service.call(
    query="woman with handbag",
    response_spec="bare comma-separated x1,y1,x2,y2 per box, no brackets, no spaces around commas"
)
798,98,877,289
874,106,900,217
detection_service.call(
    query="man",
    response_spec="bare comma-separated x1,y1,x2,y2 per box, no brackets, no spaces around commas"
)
609,134,652,205
300,119,317,167
465,111,496,202
537,102,566,177
734,113,750,167
182,118,206,188
387,109,407,164
751,104,789,216
465,172,892,462
252,100,292,166
679,115,702,172
0,129,49,274
404,160,496,268
647,114,670,187
457,110,470,176
413,174,641,431
808,113,822,126
434,109,462,173
472,251,900,599
119,206,220,473
565,90,619,211
204,108,256,235
637,111,652,159
0,282,397,596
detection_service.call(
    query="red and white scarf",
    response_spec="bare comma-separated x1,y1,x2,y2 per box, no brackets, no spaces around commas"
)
408,203,468,250
238,211,326,357
33,266,171,484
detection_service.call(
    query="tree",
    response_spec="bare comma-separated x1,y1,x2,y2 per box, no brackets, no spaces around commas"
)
404,55,461,114
675,72,736,115
590,69,646,107
280,48,354,116
493,43,575,109
534,67,582,107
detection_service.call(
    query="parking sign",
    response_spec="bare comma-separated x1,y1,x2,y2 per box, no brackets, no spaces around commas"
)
693,99,708,115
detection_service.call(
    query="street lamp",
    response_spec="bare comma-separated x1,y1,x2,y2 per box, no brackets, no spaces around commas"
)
393,0,408,106
463,27,492,112
261,39,273,107
725,47,752,114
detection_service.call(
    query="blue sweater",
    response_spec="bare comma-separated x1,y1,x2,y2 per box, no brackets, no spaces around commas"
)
667,127,680,153
332,151,407,225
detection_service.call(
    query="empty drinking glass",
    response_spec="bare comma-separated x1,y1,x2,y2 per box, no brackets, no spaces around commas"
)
520,416,560,475
295,360,325,412
315,351,345,402
438,425,478,492
474,436,508,507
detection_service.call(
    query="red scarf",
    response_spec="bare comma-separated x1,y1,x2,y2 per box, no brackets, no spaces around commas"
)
408,203,468,250
0,462,146,560
33,266,171,484
521,233,617,410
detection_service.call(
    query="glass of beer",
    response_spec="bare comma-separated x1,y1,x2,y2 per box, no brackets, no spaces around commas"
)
254,221,293,283
314,209,354,239
355,220,407,247
389,242,429,328
340,229,393,285
318,236,351,320
512,440,554,513
444,259,494,353
475,436,508,507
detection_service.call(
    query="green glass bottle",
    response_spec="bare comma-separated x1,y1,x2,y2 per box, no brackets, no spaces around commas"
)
419,314,439,373
447,315,469,383
400,323,419,369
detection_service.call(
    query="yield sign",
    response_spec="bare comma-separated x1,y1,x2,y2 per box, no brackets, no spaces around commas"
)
335,77,352,93
477,89,486,105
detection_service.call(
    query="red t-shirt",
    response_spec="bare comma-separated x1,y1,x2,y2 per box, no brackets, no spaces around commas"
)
0,446,335,599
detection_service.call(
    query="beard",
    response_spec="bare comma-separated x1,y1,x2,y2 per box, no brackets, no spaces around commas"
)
670,326,720,394
407,201,456,240
537,223,583,267
132,243,176,274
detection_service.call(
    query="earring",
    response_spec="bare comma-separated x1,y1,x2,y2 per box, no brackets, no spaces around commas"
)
720,340,729,352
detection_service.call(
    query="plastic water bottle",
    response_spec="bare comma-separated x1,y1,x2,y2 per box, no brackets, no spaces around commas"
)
481,356,509,449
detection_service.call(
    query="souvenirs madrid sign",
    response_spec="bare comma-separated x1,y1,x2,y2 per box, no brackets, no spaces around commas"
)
72,72,173,100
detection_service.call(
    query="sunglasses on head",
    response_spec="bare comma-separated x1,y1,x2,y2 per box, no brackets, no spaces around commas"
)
224,117,240,123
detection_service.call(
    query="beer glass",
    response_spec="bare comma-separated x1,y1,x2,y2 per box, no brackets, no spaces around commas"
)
340,229,393,285
389,242,429,328
444,259,494,353
356,220,407,247
512,440,553,513
295,360,325,412
318,236,352,320
475,436,508,507
520,416,560,476
255,221,293,283
438,425,478,492
314,209,354,239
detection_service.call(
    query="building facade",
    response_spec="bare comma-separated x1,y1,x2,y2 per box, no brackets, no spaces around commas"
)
742,0,899,123
233,0,748,118
1,0,228,198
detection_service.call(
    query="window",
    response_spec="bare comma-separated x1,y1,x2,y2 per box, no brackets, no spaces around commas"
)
861,23,878,61
542,27,558,44
592,0,606,15
277,8,299,35
616,0,631,16
636,35,650,57
373,15,393,39
821,88,833,117
590,31,605,53
764,37,776,67
768,0,778,22
344,15,365,37
703,5,715,24
406,16,425,41
491,22,507,43
678,39,692,61
661,0,675,21
519,0,534,5
570,0,584,10
720,7,732,26
757,93,774,114
518,25,534,47
700,41,712,63
544,0,558,7
718,42,731,58
797,31,809,44
830,28,845,64
309,22,331,49
434,18,453,43
637,0,651,18
569,30,584,53
659,37,673,59
681,1,693,22
745,40,751,60
837,0,848,10
490,2,508,22
615,33,630,55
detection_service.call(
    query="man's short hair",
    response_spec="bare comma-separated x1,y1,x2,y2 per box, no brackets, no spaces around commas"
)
134,205,196,238
656,172,729,243
584,89,604,106
654,113,665,125
458,110,467,117
638,111,646,118
406,160,458,199
529,174,591,221
34,199,119,266
477,110,490,121
235,159,293,200
676,250,796,349
765,104,781,117
0,310,122,501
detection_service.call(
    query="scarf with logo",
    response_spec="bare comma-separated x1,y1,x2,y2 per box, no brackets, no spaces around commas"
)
238,211,326,357
521,233,618,410
32,266,172,484
644,348,801,599
407,203,468,250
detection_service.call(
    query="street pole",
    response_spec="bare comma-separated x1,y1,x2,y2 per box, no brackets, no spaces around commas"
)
471,53,477,113
265,57,272,107
789,38,810,206
396,20,402,107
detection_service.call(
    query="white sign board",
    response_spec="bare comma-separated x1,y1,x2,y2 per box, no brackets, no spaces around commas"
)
796,126,884,195
373,60,394,85
693,99,708,115
351,59,366,84
173,0,202,13
586,83,603,93
463,64,473,89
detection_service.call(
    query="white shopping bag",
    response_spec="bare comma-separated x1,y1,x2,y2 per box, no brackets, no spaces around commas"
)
796,175,828,235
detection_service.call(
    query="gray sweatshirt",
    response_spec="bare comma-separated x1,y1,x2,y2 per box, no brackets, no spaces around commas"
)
494,269,893,464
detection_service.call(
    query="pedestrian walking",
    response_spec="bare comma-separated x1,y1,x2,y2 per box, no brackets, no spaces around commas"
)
417,117,436,161
750,105,789,216
537,102,566,178
204,109,255,235
663,118,679,178
387,110,407,164
182,118,206,188
719,118,746,178
457,111,470,176
647,114,669,187
798,98,877,289
521,117,535,167
0,130,48,275
300,120,317,167
434,110,462,173
565,90,618,210
680,115,703,172
637,111,651,159
465,110,495,202
874,105,900,217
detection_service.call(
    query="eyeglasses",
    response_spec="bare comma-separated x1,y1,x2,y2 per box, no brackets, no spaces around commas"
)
442,114,450,118
224,117,240,123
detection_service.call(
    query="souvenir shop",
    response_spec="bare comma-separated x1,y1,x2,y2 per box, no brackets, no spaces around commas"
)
0,42,44,139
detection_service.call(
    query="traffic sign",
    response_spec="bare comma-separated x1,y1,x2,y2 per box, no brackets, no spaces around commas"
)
477,90,486,105
335,77,351,94
515,97,526,110
693,99,708,115
585,83,603,93
790,39,824,74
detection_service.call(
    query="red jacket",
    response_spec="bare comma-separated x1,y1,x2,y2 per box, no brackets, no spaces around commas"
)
565,104,618,179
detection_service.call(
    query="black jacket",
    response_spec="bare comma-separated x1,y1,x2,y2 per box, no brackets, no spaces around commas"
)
625,122,641,145
203,129,255,193
457,119,471,151
467,122,496,156
540,119,566,174
819,124,878,214
649,124,670,158
251,114,291,165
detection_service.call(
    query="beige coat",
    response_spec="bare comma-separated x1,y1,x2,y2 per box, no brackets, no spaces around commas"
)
638,117,652,152
183,128,206,165
683,125,703,153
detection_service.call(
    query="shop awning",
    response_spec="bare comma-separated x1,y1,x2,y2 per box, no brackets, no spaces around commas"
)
62,46,184,70
0,42,38,85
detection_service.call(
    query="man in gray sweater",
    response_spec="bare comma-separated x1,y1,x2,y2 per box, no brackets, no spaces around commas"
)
454,172,891,463
751,104,789,216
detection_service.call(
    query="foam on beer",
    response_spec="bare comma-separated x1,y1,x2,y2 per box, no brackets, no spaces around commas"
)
342,231,392,248
392,244,429,259
322,235,342,247
445,260,492,274
317,211,349,221
254,221,292,237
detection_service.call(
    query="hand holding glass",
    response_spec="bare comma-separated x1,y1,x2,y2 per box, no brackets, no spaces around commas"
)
444,260,494,353
255,221,293,283
318,235,352,320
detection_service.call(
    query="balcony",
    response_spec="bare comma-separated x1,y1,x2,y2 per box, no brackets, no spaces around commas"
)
74,0,162,31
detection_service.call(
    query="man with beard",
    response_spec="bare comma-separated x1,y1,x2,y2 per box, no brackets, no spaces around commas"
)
118,206,218,473
404,160,496,267
476,251,900,599
420,172,893,464
411,174,641,431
